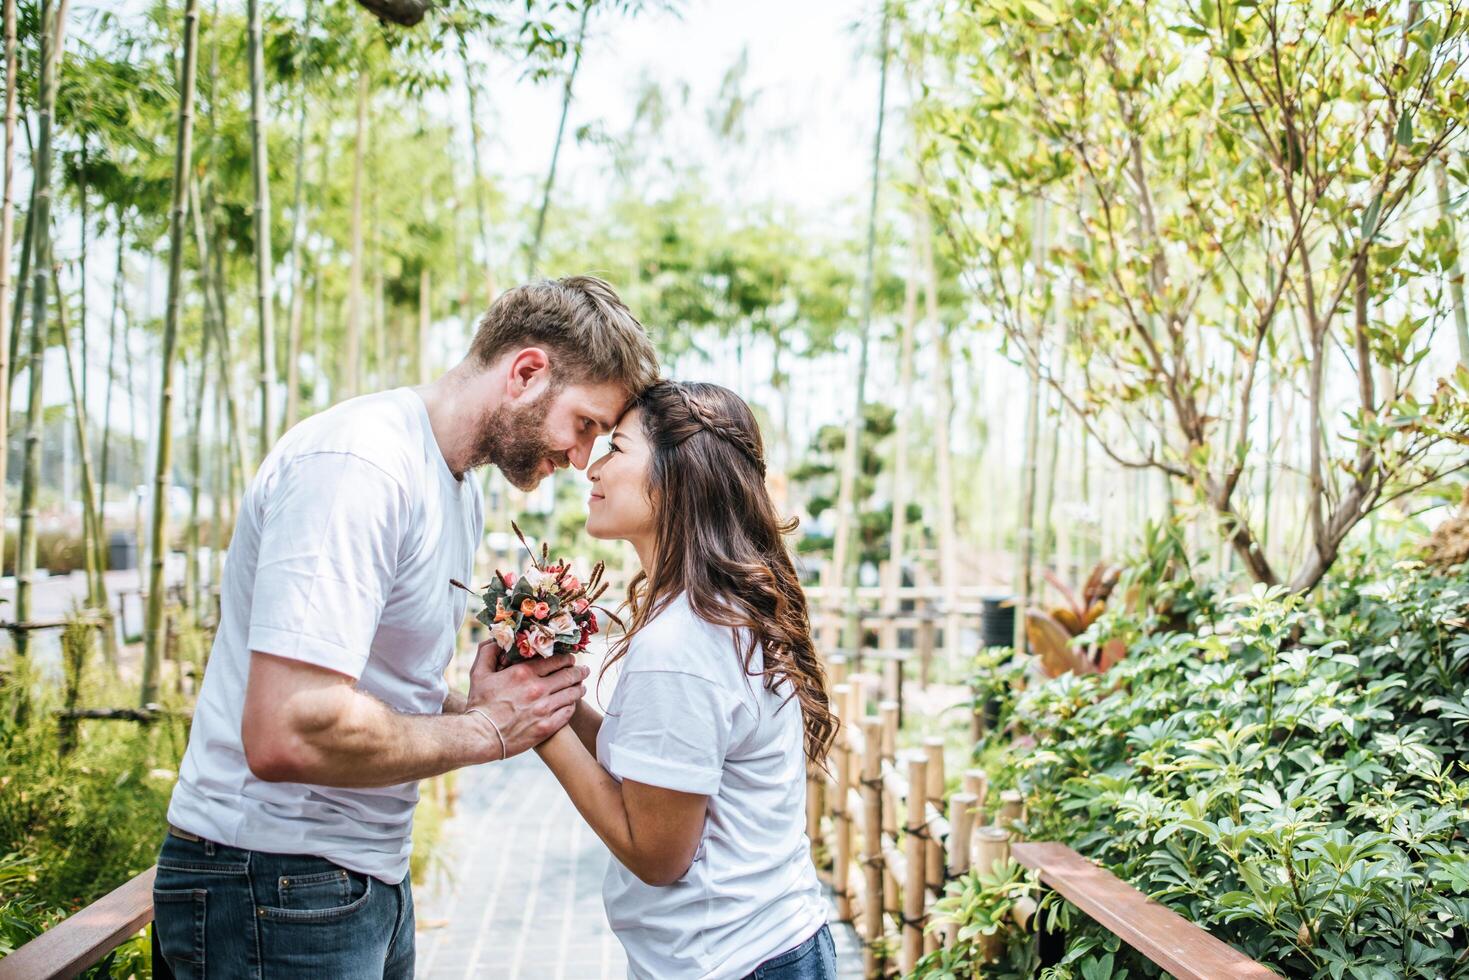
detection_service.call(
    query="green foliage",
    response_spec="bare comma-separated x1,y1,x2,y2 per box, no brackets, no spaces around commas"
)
791,403,923,566
915,0,1469,593
0,652,186,974
929,557,1469,978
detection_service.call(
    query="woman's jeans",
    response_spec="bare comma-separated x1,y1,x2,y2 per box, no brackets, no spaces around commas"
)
743,924,838,980
152,830,414,979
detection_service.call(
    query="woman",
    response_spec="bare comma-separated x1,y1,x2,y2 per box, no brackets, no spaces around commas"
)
531,380,838,979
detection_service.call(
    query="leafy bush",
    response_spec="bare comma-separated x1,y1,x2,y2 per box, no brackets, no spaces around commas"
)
0,640,187,977
923,557,1469,979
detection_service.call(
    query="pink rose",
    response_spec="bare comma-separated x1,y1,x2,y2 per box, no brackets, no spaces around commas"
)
529,630,557,658
572,597,590,615
563,575,581,593
489,621,516,651
501,571,517,588
533,601,550,620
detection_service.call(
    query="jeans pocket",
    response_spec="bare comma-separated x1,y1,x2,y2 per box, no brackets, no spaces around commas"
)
257,870,372,922
152,887,207,979
273,868,352,910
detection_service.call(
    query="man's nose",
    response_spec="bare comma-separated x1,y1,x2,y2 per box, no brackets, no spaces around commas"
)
568,444,592,470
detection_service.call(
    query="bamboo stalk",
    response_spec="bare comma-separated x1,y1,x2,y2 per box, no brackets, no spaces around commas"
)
964,768,989,823
0,0,16,568
974,825,1011,961
999,790,1024,831
14,0,69,673
878,701,901,929
901,752,928,972
245,0,275,449
831,684,853,921
141,0,201,708
923,737,945,889
860,716,885,978
946,792,977,877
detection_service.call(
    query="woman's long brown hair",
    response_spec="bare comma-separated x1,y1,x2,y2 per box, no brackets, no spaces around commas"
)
603,380,837,767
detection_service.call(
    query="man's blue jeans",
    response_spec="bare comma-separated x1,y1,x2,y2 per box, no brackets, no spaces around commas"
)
152,831,414,978
743,925,837,980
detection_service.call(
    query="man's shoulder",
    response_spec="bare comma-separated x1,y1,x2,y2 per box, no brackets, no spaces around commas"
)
276,390,425,485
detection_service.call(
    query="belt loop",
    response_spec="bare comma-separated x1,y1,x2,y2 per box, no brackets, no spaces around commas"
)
204,839,216,857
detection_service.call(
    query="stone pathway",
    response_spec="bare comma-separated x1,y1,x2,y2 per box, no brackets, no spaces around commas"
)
412,753,864,980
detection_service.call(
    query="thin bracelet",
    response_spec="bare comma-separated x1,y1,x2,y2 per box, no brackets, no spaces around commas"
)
467,707,508,761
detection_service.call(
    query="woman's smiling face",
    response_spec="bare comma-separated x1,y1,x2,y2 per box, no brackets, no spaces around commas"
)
585,407,656,549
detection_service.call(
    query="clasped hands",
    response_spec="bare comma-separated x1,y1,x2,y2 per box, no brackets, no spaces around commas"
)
463,637,587,762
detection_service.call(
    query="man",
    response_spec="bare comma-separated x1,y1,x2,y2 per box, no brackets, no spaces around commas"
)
152,276,660,978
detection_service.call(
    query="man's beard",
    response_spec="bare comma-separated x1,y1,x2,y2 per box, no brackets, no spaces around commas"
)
466,387,568,491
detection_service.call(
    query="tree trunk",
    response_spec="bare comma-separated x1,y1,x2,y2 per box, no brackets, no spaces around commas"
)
187,329,210,619
458,31,495,305
881,241,919,632
78,138,87,406
283,0,315,429
14,0,69,674
192,185,249,487
1014,198,1046,652
826,2,891,652
7,152,33,397
100,208,126,512
1437,160,1469,367
345,66,367,399
919,213,959,653
55,280,115,659
142,0,201,708
526,1,591,278
0,0,16,583
247,0,275,452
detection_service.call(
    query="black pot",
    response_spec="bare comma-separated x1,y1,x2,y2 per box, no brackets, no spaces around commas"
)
980,595,1017,649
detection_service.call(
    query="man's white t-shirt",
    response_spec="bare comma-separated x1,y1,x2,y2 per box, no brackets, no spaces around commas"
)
597,593,827,979
167,388,483,883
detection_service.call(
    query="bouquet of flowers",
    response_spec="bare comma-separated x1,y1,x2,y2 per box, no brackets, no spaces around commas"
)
452,523,614,667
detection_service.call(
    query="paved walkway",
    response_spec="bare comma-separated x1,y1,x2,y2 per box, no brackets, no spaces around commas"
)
412,753,864,980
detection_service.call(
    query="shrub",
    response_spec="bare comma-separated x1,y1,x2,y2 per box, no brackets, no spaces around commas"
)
923,557,1469,978
0,639,187,977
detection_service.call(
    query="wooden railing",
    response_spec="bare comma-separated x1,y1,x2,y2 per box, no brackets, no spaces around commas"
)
0,867,157,980
810,654,1283,979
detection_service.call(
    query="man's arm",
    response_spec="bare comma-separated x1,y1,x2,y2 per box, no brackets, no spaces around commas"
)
242,648,588,788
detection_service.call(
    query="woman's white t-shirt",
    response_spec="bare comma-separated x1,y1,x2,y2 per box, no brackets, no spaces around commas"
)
597,593,827,980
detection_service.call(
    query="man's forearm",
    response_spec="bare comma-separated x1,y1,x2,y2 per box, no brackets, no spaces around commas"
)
254,690,500,788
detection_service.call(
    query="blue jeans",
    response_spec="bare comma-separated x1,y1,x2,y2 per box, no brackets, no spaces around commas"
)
744,925,837,980
152,831,414,979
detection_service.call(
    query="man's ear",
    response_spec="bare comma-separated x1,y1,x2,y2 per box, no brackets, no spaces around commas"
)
505,348,551,398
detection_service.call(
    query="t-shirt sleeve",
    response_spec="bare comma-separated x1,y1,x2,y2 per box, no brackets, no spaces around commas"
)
246,451,409,679
604,669,739,796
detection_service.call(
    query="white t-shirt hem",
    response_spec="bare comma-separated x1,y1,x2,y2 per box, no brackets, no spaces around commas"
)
246,623,369,679
607,743,723,795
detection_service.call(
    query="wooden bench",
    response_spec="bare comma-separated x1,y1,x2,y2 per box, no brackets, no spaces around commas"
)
1012,842,1282,980
0,867,157,980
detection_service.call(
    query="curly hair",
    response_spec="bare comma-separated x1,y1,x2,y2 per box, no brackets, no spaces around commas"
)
603,380,838,767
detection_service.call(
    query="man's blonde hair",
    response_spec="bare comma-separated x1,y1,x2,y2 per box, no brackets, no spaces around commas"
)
468,276,659,395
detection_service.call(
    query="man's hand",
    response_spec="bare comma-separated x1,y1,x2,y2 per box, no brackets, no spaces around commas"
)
467,644,588,759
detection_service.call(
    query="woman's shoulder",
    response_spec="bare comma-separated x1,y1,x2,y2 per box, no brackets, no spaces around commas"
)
625,593,746,686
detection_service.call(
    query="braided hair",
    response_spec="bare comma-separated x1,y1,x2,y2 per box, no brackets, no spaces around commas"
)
603,380,837,768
